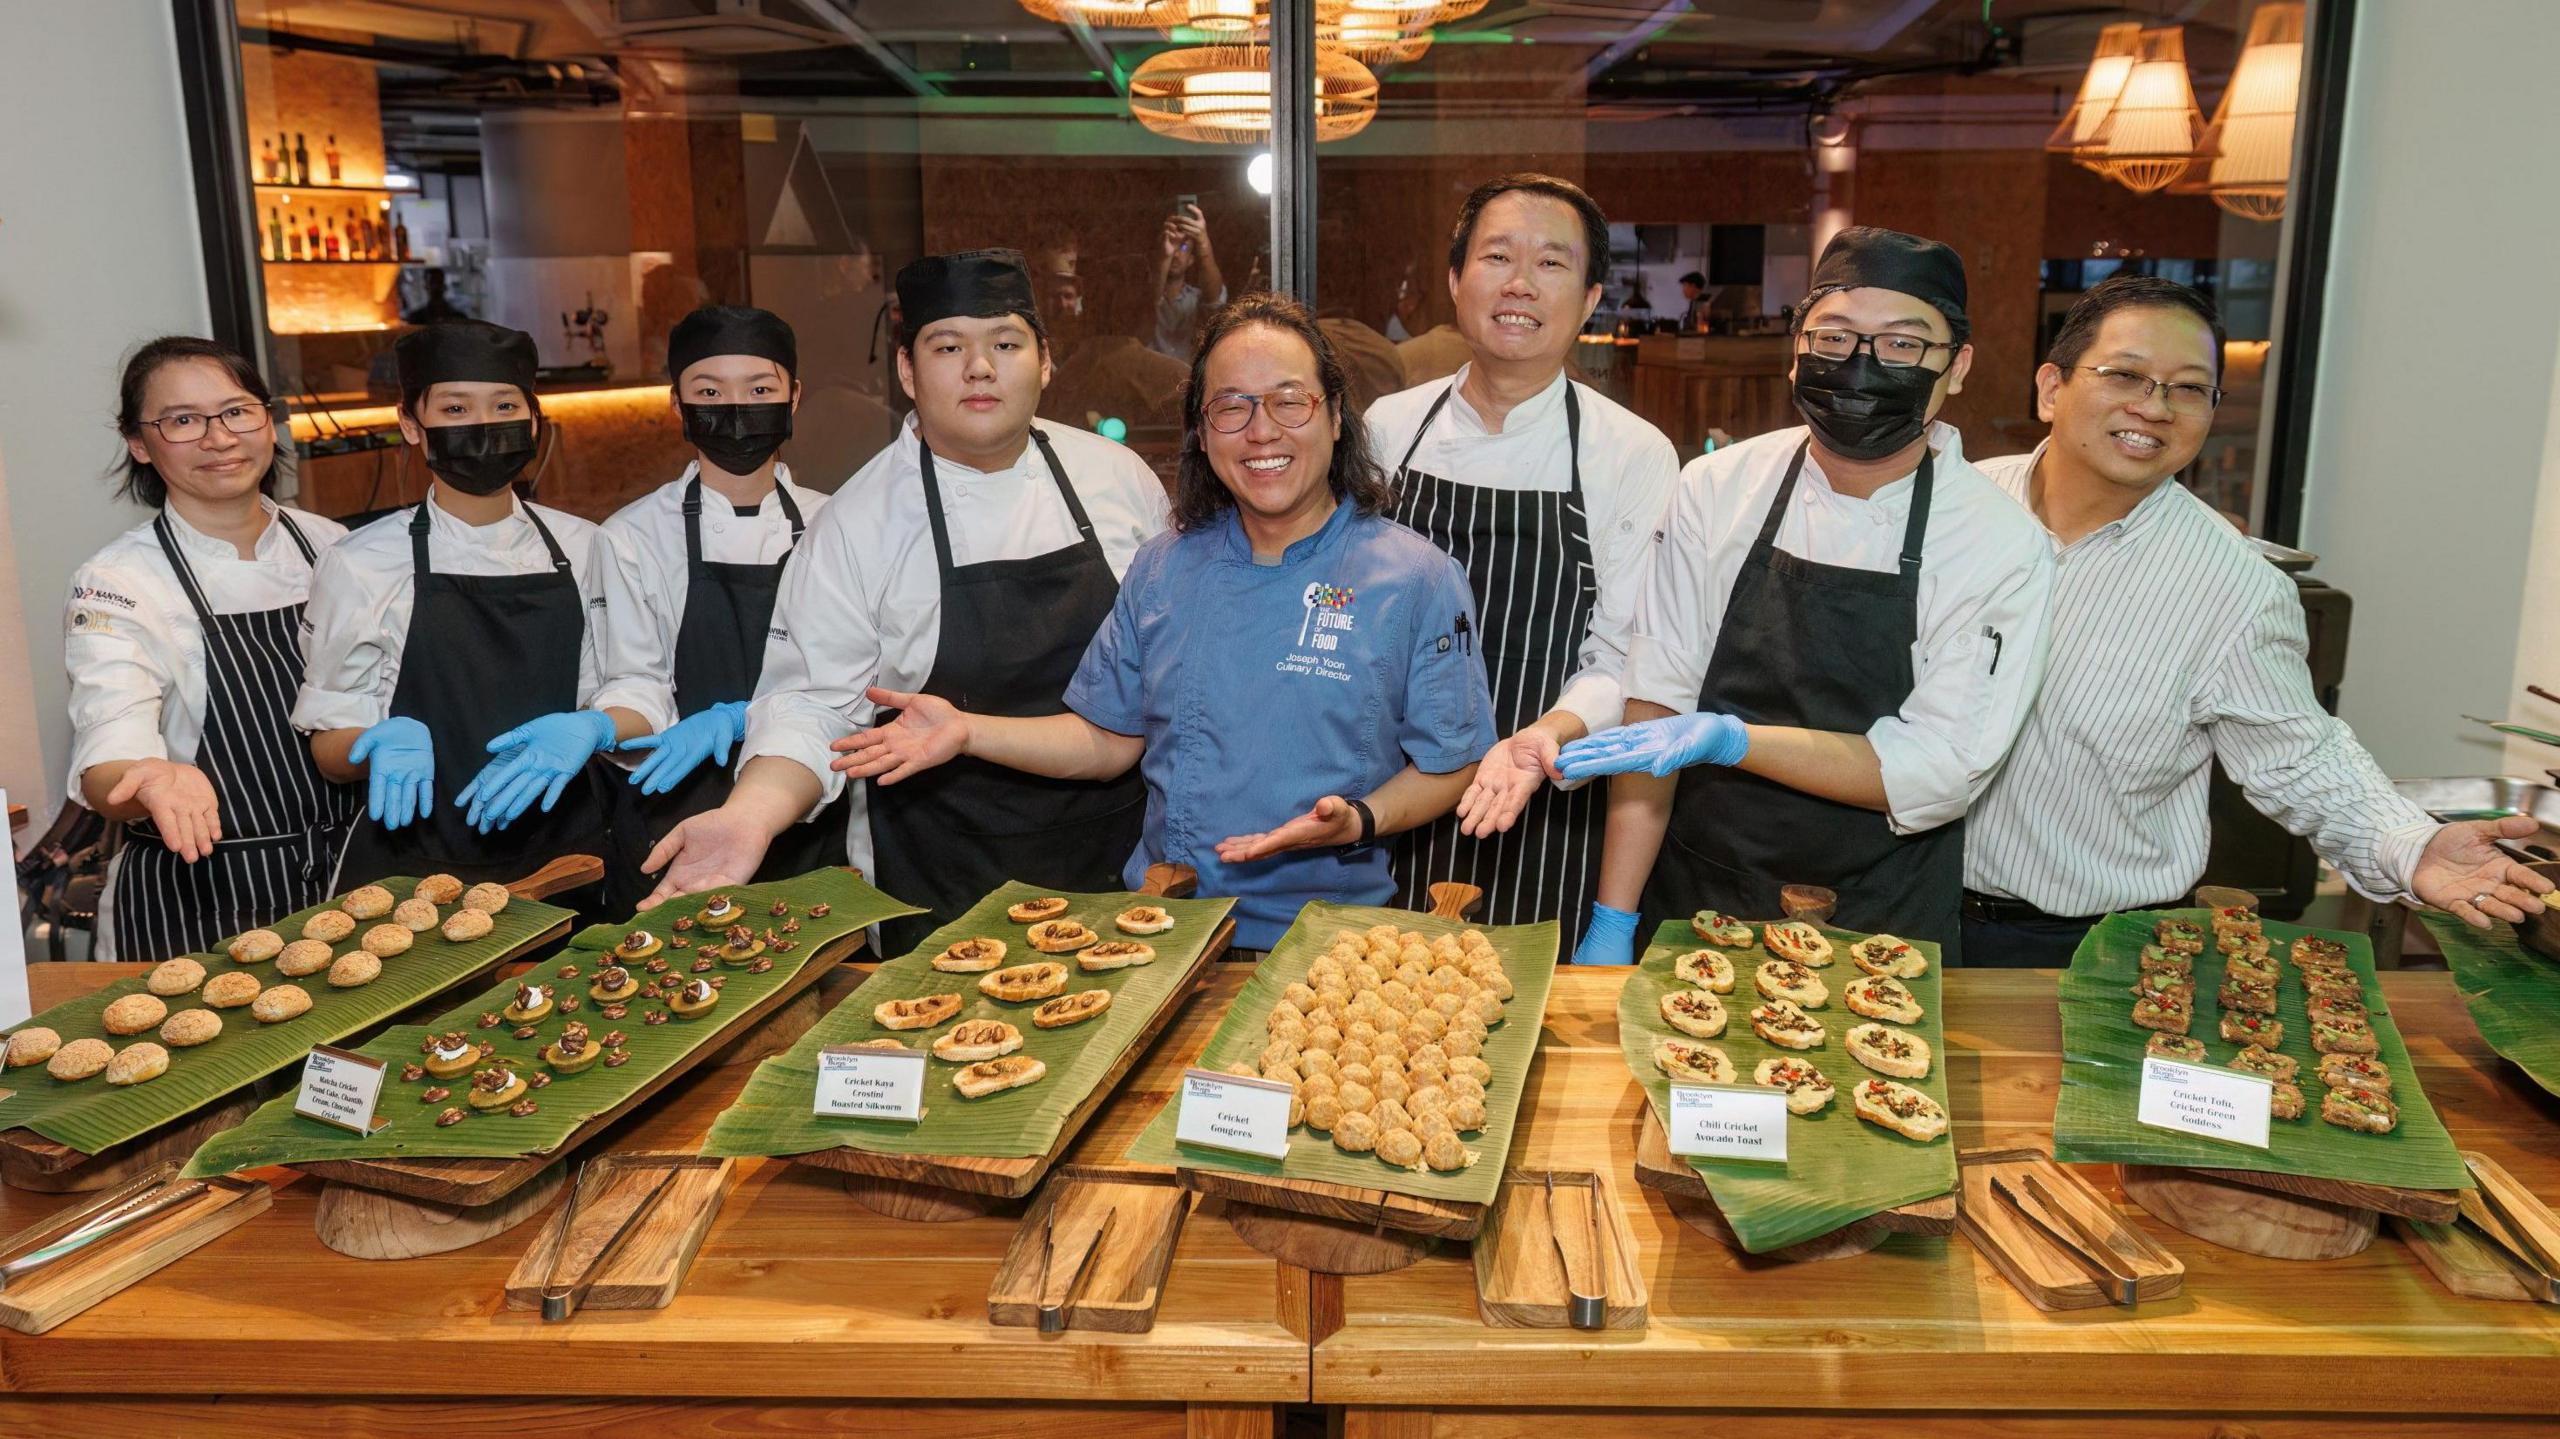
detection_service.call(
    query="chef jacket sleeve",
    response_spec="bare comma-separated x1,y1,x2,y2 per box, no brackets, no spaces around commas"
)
589,518,679,734
739,510,878,810
291,538,396,733
1397,556,1499,774
2200,576,2438,901
1868,529,2056,835
1063,545,1157,738
1622,450,1728,715
1550,421,1681,737
63,562,176,787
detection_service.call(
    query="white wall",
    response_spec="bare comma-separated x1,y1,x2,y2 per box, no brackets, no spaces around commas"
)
2301,0,2560,780
0,2,210,840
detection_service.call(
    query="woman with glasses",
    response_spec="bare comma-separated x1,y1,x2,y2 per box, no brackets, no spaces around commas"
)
635,251,1169,950
65,336,353,961
836,293,1498,953
1549,226,2056,964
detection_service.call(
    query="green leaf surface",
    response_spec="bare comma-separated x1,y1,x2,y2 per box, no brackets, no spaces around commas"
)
2422,911,2560,1101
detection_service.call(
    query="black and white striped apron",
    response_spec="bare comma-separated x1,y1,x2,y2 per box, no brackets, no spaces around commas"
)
110,512,358,963
1387,383,1604,949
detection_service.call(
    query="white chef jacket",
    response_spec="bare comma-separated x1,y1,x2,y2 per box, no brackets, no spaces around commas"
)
741,416,1172,874
591,462,830,736
1966,442,2438,912
64,499,348,795
1366,367,1679,738
1624,421,2056,835
292,492,609,735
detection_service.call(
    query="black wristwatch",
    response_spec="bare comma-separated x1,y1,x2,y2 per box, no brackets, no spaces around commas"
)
1347,797,1378,847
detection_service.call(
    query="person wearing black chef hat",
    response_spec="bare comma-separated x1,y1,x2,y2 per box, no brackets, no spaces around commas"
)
636,250,1169,950
590,306,839,910
297,320,648,890
1542,225,2057,963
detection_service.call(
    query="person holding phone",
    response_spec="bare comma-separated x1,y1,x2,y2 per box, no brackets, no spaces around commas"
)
1151,197,1226,360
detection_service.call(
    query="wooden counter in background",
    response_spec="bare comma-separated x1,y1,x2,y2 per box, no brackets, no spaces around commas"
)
289,382,694,522
1629,333,1793,455
1319,968,2560,1438
0,964,1303,1438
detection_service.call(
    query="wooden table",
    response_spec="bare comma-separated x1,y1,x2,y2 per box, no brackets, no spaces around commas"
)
0,963,1305,1437
1319,968,2560,1437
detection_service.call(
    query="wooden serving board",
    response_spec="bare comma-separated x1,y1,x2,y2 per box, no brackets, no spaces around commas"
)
2119,1164,2382,1260
0,854,599,1189
1632,1108,1955,1262
1472,1167,1647,1329
292,920,864,1210
502,1153,733,1313
986,1164,1192,1333
0,1174,270,1335
1956,1147,2183,1310
793,864,1232,1217
2396,1151,2560,1303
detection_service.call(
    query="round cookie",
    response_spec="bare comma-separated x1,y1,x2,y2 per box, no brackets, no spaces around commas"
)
361,923,414,958
328,952,383,988
275,940,335,978
160,1009,223,1047
229,928,285,963
107,1042,170,1086
202,971,261,1008
392,897,441,932
461,882,510,915
48,1037,113,1082
147,957,207,997
5,1027,61,1068
103,993,168,1036
252,984,313,1023
341,884,396,920
412,873,465,904
442,908,494,943
300,911,356,943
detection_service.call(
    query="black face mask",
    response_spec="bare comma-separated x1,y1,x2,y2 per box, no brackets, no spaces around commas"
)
681,402,793,477
421,420,537,495
1792,352,1940,462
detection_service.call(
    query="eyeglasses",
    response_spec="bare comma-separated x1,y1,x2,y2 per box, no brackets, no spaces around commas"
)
1799,327,1959,369
2063,365,2224,416
1204,387,1323,435
135,402,281,444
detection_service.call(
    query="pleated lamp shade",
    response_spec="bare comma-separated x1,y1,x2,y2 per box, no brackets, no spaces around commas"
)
2044,21,2145,169
2188,3,2306,220
1127,43,1379,143
2092,26,2205,194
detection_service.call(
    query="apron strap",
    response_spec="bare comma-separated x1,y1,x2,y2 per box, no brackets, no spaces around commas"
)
1897,447,1936,584
274,509,318,565
1027,426,1101,547
1750,439,1814,557
150,513,218,628
1395,385,1457,476
772,478,806,543
682,476,806,568
1393,380,1585,500
519,501,575,574
415,497,574,578
919,427,1097,576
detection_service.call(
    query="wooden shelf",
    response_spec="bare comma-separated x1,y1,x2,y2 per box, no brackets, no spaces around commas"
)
256,180,395,194
262,258,405,267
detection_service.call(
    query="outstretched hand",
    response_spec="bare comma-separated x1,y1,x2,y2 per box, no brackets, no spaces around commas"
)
1455,728,1561,838
1215,795,1362,865
2414,815,2556,928
829,687,970,785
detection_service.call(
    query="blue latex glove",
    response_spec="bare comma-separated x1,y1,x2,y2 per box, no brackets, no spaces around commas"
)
1572,902,1642,967
1554,711,1750,782
619,701,747,797
457,709,617,834
349,716,435,832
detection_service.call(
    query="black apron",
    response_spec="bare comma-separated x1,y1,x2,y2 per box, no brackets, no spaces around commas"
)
111,512,357,963
334,501,608,897
603,478,846,911
1640,439,1965,959
868,429,1146,953
1387,383,1605,949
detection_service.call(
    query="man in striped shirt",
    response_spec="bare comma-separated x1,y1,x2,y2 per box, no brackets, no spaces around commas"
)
1963,275,2550,966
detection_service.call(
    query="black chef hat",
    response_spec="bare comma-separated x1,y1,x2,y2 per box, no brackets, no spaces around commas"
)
894,248,1044,350
1804,226,1970,344
667,305,797,385
395,320,540,410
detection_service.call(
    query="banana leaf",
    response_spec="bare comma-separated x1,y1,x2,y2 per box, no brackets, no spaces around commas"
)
1123,901,1559,1209
181,870,915,1176
0,877,571,1155
1617,920,1956,1253
702,882,1236,1161
2050,908,2470,1191
2421,912,2560,1100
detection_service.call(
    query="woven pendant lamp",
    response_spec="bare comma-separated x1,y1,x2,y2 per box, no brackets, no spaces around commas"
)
1322,0,1434,65
2091,26,2204,194
1128,42,1379,143
1017,0,1167,25
2180,2,2306,220
2044,21,2144,170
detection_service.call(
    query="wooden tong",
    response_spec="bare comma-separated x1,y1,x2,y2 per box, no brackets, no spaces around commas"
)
1545,1171,1607,1330
0,1165,207,1292
540,1160,683,1322
2461,1155,2560,1303
1035,1203,1119,1333
1991,1171,2141,1308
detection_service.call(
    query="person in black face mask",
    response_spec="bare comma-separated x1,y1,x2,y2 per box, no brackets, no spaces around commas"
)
299,320,645,896
1546,225,2057,964
589,305,841,909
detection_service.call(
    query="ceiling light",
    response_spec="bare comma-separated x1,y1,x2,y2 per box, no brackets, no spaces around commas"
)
2091,26,2204,194
2043,21,2143,170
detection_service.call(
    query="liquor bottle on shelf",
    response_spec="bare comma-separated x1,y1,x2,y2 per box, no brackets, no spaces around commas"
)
324,133,341,183
260,137,279,182
323,215,341,261
286,218,303,261
267,207,284,262
393,211,411,261
304,208,321,257
351,209,370,260
292,132,310,186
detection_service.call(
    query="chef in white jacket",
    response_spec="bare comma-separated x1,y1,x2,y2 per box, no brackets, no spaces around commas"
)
638,249,1169,952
